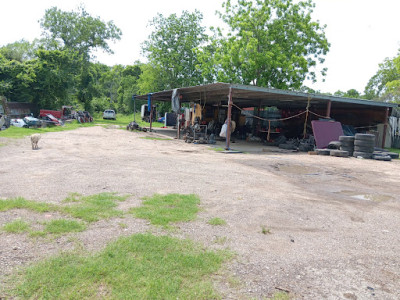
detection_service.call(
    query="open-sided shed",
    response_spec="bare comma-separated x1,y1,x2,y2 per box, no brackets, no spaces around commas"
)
137,83,398,149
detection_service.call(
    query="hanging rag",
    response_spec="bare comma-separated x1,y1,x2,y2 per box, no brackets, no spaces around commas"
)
171,89,180,112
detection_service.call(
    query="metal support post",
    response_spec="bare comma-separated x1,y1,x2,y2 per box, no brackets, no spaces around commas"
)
225,87,233,150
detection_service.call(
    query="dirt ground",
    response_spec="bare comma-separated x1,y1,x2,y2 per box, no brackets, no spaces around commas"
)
1,126,399,299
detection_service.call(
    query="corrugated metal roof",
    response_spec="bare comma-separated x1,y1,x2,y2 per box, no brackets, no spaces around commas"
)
136,82,398,109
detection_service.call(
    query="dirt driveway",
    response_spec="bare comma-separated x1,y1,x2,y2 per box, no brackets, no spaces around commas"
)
1,126,399,299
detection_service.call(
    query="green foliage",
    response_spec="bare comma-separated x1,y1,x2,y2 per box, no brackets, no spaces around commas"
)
44,219,86,234
40,5,121,58
131,194,200,227
333,89,361,99
14,234,228,299
2,219,30,233
198,0,330,89
0,121,95,138
140,10,207,91
365,53,400,102
0,39,37,62
208,217,227,226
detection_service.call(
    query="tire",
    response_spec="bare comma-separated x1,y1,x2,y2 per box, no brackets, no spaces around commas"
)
340,140,354,147
339,136,355,142
279,143,297,150
328,141,341,149
316,149,331,155
354,140,375,147
373,155,392,161
355,133,375,141
330,150,349,157
354,146,374,153
353,151,373,159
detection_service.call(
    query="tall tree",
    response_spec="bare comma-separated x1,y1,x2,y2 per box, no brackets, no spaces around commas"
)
198,0,330,89
40,6,122,59
365,53,400,102
141,10,207,91
40,6,122,110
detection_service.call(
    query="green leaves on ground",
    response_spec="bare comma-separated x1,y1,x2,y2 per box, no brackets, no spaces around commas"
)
14,234,228,299
130,194,200,227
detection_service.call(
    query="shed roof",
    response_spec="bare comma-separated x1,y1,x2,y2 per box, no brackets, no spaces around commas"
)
136,82,398,110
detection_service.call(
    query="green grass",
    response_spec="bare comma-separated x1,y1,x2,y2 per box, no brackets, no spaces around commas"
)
44,219,86,234
93,112,164,128
0,197,57,213
269,291,291,300
62,193,129,223
389,148,400,157
208,147,225,152
130,194,200,227
13,234,228,299
0,121,95,138
2,219,30,233
208,217,227,226
261,226,271,235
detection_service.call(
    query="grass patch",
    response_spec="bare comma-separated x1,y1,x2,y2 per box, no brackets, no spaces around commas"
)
389,148,400,157
2,219,30,233
130,194,200,227
208,217,227,226
208,147,225,152
0,197,57,213
140,136,172,141
269,291,291,300
0,121,95,138
93,112,164,128
62,193,128,223
44,219,86,234
13,233,228,299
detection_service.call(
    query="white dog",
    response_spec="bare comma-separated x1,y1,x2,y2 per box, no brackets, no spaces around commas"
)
31,133,41,150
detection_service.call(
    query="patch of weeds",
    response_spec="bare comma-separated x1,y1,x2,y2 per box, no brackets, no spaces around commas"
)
0,142,5,147
261,226,271,235
118,222,128,229
130,193,200,227
2,219,30,233
0,197,57,213
208,217,227,226
227,275,241,288
140,136,172,141
44,219,86,234
62,193,129,223
269,291,291,300
214,236,228,245
29,231,47,238
13,233,229,299
63,192,82,203
208,147,225,152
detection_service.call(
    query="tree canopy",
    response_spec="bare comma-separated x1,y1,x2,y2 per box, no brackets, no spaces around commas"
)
197,0,330,90
364,52,400,102
40,6,122,59
140,10,207,92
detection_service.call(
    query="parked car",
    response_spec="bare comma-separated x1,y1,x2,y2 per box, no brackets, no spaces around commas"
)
10,118,28,128
103,109,116,120
23,116,41,127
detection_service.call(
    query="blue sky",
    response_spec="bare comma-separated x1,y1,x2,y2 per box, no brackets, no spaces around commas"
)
1,0,400,94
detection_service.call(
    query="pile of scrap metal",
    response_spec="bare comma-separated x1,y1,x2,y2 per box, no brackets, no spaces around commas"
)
75,111,93,123
278,136,315,152
126,121,148,132
183,117,209,144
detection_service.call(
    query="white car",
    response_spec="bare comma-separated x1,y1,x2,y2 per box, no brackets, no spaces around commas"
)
103,109,116,120
10,118,28,128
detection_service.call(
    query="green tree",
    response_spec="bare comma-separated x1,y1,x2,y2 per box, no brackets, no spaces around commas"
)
365,53,400,102
40,6,122,110
334,89,361,99
40,6,121,59
141,10,207,90
198,0,330,89
0,39,37,62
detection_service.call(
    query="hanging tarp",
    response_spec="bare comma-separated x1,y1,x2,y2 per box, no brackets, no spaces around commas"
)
171,89,180,112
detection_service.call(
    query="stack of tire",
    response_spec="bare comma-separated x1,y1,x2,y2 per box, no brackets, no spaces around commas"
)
339,136,355,156
353,133,375,159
